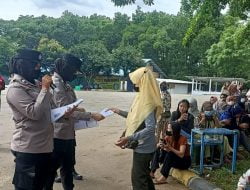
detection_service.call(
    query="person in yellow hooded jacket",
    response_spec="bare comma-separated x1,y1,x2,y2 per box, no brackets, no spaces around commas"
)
109,67,163,190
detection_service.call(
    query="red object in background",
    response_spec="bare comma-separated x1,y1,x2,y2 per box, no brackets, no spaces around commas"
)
0,76,5,90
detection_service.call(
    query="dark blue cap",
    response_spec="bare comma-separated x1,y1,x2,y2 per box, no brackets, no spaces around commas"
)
15,49,42,62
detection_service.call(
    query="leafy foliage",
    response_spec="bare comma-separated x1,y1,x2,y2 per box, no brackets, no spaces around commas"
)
112,45,143,76
111,0,154,6
0,37,16,74
0,5,249,81
207,21,250,79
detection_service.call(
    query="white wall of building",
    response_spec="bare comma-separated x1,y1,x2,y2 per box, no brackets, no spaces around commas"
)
169,84,189,94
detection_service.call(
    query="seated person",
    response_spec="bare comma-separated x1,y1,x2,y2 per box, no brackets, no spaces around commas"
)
220,96,243,146
215,92,229,116
188,97,200,128
170,99,194,136
246,90,250,113
188,97,199,118
199,101,220,129
209,96,218,111
228,83,240,97
239,90,250,152
220,95,241,129
150,123,191,184
239,111,250,152
150,130,169,179
198,101,232,162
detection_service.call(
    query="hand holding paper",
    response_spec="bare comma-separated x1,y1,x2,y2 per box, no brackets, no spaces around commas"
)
100,108,114,117
64,105,78,119
106,108,120,114
51,99,83,122
91,113,105,121
74,108,113,131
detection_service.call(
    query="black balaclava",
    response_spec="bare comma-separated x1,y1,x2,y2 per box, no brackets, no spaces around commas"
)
55,54,82,82
10,49,42,84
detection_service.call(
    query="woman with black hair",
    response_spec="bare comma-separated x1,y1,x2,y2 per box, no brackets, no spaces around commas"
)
170,99,194,136
151,123,191,184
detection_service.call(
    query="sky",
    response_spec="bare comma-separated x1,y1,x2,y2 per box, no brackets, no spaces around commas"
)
0,0,181,20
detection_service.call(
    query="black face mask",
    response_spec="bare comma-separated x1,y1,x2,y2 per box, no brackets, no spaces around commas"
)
61,65,77,82
33,69,41,80
25,69,41,84
165,131,173,136
133,85,139,92
62,72,77,82
15,61,40,84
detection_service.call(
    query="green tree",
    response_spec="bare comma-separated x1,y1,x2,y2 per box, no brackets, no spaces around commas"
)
0,37,16,75
100,13,130,52
189,26,220,76
37,37,66,71
51,11,81,49
112,45,143,76
70,41,112,84
111,0,250,45
207,21,250,79
111,0,154,6
180,0,250,45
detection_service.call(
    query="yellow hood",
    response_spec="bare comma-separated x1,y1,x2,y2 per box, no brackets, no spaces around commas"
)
125,67,163,137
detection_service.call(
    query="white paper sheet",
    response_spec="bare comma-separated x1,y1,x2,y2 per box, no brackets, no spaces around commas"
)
74,119,99,130
51,99,83,122
100,108,114,117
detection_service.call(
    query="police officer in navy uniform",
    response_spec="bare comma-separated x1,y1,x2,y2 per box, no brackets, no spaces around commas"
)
6,49,54,190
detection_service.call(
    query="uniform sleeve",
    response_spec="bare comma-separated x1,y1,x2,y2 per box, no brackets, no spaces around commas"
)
71,111,91,120
7,87,51,120
128,111,156,141
53,79,91,120
118,110,128,118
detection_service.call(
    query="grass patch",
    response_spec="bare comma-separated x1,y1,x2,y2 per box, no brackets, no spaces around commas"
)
206,151,250,190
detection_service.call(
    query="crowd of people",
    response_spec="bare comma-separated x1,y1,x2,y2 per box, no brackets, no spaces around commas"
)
150,80,250,188
2,48,250,190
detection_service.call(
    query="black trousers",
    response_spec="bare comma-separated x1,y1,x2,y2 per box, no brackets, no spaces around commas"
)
151,147,166,173
131,152,155,190
12,151,52,190
72,139,76,167
45,139,75,190
151,148,191,178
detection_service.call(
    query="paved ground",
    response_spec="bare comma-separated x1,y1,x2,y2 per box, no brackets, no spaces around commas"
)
0,90,213,190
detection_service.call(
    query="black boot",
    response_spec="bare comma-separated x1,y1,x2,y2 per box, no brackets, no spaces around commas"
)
72,168,83,180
